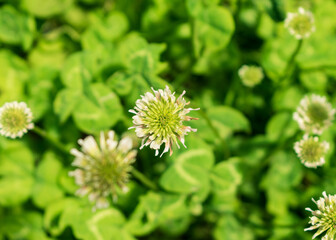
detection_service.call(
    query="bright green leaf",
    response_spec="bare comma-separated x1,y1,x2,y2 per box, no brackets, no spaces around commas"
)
72,83,123,133
0,140,34,206
266,112,299,142
207,106,251,134
214,214,254,240
32,152,64,208
0,50,28,105
0,5,35,50
54,88,82,123
21,0,73,18
193,6,235,58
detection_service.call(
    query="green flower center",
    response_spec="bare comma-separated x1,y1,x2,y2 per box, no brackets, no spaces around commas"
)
0,108,28,133
289,15,313,35
307,103,329,124
320,208,336,230
144,99,182,138
301,139,325,163
85,152,130,195
243,68,263,84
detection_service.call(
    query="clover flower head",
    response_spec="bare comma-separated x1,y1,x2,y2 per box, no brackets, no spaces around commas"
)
129,86,199,157
285,7,315,39
294,135,329,168
238,65,264,88
69,131,137,211
305,191,336,240
293,94,335,135
0,101,34,139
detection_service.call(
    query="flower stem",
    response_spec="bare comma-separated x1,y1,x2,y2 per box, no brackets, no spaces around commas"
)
199,109,230,158
132,168,158,191
199,109,220,140
300,64,336,72
32,126,69,154
224,77,238,106
281,39,303,81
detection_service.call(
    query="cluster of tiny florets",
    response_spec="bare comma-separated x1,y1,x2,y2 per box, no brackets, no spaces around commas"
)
238,65,264,88
129,86,199,157
293,94,335,135
0,101,34,138
294,95,336,238
69,131,137,211
294,135,329,168
305,192,336,240
293,94,334,169
285,7,315,39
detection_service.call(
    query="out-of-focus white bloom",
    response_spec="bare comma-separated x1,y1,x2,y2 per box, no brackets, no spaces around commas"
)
293,94,335,135
69,131,137,211
0,101,34,138
305,191,336,240
294,135,329,168
129,86,199,157
285,7,315,39
238,65,264,88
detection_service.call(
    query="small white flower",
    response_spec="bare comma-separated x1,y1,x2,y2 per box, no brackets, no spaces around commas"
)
293,94,335,135
0,101,34,138
305,192,336,240
238,65,264,88
69,131,137,211
129,86,199,157
285,7,315,39
294,135,329,168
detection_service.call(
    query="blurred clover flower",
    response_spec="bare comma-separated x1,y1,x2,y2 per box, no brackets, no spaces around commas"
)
285,7,315,39
69,131,137,211
294,135,329,168
238,65,264,88
129,86,199,157
305,191,336,239
0,101,34,139
293,94,335,135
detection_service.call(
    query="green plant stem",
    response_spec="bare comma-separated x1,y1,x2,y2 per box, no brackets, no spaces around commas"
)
260,129,301,170
280,39,303,81
142,73,155,88
224,77,238,106
199,109,221,140
132,168,158,191
199,109,230,158
235,213,306,229
32,126,69,154
300,64,336,72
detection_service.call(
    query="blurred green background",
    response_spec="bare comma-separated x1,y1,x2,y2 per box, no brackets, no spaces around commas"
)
1,0,336,239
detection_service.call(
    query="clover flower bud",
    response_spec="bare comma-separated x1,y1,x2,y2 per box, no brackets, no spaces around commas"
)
238,65,264,88
294,135,329,168
285,7,315,39
69,131,137,211
293,94,335,135
0,101,34,138
305,191,336,240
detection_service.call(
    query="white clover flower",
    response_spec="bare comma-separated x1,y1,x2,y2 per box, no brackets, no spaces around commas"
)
293,94,335,135
0,101,34,139
305,191,336,240
294,135,329,168
69,131,137,211
285,7,315,39
238,65,264,88
129,86,199,157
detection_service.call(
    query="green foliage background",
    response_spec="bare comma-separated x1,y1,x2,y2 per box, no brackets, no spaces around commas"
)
0,0,335,239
